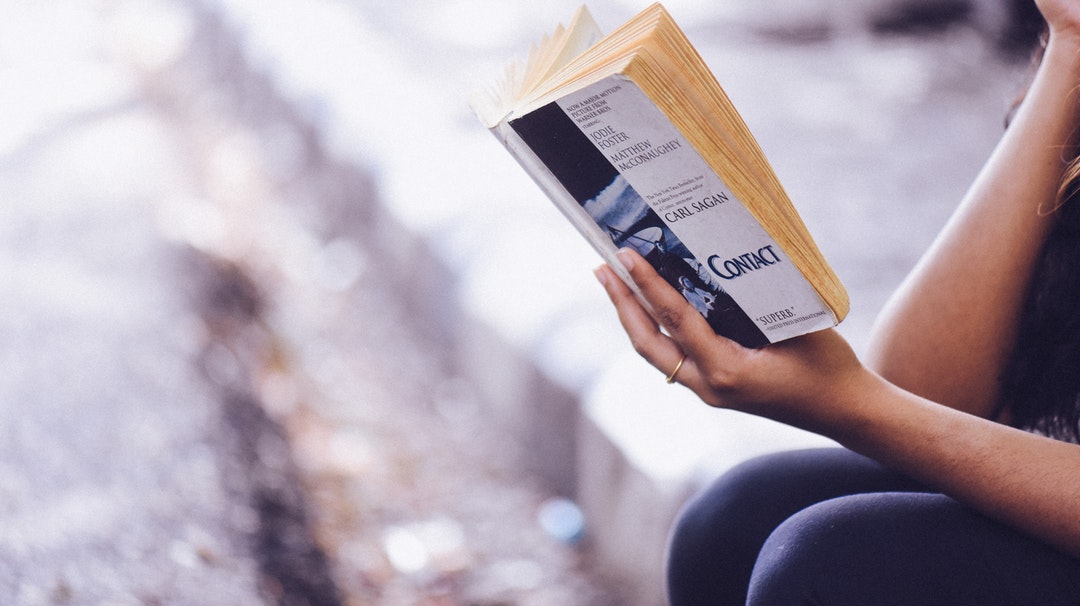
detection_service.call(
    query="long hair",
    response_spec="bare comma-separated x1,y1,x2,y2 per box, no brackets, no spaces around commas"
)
1001,185,1080,442
999,27,1080,442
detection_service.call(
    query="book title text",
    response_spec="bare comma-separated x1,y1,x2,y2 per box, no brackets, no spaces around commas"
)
708,245,782,280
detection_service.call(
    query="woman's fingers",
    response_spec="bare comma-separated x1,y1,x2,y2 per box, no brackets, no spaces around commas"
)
595,247,748,392
613,248,736,364
593,261,687,381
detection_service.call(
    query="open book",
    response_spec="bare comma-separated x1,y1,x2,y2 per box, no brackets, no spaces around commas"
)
472,3,848,348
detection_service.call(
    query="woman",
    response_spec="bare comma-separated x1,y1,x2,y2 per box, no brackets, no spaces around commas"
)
593,0,1080,603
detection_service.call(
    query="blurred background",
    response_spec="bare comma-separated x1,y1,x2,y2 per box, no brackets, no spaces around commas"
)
0,0,1043,604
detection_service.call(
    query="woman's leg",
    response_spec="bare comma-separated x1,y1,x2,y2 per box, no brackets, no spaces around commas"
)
666,448,927,606
747,492,1080,605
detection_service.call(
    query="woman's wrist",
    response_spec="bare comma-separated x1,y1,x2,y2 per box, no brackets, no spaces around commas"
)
758,340,882,439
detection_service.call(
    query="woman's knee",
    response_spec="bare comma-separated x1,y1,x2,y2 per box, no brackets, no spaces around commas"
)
667,449,883,605
745,495,874,605
666,451,817,605
747,492,966,604
669,448,914,566
667,454,791,605
744,492,1057,606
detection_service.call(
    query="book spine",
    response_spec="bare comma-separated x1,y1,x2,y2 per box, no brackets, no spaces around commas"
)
505,76,835,346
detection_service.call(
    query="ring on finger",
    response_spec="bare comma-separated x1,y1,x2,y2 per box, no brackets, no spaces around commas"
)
665,354,687,384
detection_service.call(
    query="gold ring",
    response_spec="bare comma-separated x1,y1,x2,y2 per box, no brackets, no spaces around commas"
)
665,354,687,384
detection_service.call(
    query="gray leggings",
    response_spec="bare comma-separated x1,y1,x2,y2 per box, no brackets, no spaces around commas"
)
666,448,1080,605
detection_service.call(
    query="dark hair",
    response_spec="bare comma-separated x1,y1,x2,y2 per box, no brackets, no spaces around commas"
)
998,24,1080,442
1000,191,1080,442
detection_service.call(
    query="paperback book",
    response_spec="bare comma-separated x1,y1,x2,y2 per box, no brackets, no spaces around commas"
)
471,3,848,347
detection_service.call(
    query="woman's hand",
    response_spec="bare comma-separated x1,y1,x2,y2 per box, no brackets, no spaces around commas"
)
595,249,868,432
598,249,1080,556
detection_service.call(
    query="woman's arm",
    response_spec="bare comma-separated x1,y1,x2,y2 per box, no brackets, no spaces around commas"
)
866,13,1080,419
841,370,1080,557
596,252,1080,556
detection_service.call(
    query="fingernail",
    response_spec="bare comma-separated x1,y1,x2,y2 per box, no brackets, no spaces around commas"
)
616,248,635,271
593,266,609,287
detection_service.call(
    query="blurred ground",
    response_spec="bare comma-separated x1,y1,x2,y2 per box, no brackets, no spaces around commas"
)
1,1,616,603
0,0,1035,604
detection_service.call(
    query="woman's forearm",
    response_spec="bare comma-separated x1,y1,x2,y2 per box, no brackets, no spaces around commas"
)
866,36,1080,419
830,368,1080,556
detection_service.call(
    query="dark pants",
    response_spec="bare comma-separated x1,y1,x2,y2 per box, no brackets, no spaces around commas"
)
666,448,1080,605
